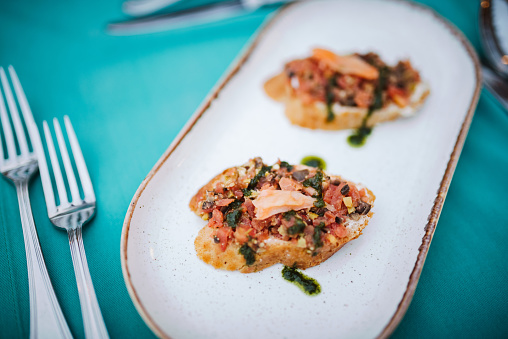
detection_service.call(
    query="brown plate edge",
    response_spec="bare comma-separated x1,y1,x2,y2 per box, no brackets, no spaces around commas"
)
376,1,482,337
119,2,482,338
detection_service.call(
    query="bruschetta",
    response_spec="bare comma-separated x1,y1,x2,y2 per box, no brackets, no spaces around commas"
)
189,158,375,273
264,48,430,130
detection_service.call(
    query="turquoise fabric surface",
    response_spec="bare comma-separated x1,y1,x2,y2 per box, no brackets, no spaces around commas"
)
0,0,506,338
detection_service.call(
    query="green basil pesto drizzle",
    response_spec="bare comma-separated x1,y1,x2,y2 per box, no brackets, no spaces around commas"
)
300,156,327,170
282,266,321,296
348,66,389,147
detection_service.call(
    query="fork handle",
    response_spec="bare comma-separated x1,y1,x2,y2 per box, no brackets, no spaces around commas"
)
15,181,73,339
68,227,109,339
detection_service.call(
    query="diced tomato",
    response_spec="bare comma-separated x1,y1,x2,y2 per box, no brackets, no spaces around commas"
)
349,185,361,205
216,199,234,207
215,227,232,252
354,90,372,108
329,223,347,238
387,85,409,107
208,209,223,228
242,199,256,218
234,225,254,245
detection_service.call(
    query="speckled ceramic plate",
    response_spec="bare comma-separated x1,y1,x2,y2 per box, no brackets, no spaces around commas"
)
121,0,481,338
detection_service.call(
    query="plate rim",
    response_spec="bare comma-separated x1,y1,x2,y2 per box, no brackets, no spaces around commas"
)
120,1,482,338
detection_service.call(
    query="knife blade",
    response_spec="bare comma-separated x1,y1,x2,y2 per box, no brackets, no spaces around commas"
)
107,0,290,35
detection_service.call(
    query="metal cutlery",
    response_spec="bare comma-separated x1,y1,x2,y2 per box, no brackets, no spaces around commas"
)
122,0,182,17
0,66,73,339
38,116,109,339
108,0,291,35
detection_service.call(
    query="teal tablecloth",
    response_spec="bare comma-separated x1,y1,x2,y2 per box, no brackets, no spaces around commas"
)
0,0,507,338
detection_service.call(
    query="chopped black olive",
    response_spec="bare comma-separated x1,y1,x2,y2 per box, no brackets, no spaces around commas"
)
292,170,309,182
201,201,214,210
213,236,220,243
356,201,372,215
239,244,256,266
310,207,327,217
340,184,350,195
335,216,343,224
331,178,341,186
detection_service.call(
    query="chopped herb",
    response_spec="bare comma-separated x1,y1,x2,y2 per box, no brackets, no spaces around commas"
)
280,161,293,171
313,222,325,249
313,198,325,208
239,244,256,265
303,170,323,191
288,219,306,235
283,210,297,220
243,165,272,195
282,266,321,296
348,66,388,147
225,209,242,228
325,76,336,122
223,199,243,228
303,170,325,208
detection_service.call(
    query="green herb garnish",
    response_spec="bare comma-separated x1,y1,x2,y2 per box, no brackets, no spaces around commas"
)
348,66,388,147
313,222,325,249
243,165,272,196
280,161,293,171
287,219,306,235
225,209,242,228
282,266,321,296
239,244,256,266
325,76,337,122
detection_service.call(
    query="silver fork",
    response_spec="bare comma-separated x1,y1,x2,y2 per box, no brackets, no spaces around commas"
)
38,115,109,339
0,66,73,339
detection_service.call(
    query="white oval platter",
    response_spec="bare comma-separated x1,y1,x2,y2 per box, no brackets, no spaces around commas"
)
121,0,481,338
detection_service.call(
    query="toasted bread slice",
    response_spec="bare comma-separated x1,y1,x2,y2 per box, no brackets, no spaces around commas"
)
190,158,375,273
264,72,430,130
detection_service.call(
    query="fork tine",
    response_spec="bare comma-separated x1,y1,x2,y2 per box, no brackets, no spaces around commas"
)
0,67,17,159
0,67,29,156
9,67,58,214
64,116,95,202
53,118,81,203
43,120,69,207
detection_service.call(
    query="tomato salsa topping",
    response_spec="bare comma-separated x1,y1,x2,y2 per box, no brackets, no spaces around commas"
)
195,158,372,264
